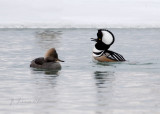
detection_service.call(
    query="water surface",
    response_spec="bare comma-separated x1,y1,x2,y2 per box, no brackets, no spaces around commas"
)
0,28,160,114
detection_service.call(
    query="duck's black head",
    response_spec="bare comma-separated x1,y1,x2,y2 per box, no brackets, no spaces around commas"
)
91,29,115,50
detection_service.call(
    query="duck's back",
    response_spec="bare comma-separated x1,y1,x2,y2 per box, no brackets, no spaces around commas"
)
30,57,61,70
104,50,125,61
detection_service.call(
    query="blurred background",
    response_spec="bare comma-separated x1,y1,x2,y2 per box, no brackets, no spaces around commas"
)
0,0,160,28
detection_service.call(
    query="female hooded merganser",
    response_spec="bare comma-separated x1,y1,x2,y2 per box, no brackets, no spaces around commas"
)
30,48,64,70
91,29,125,62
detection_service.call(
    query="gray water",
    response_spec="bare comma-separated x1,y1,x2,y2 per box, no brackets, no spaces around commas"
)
0,28,160,114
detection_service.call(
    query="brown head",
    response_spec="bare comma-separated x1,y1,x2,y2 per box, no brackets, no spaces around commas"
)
44,48,64,62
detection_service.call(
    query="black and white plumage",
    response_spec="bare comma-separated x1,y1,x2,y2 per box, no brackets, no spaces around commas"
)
93,46,125,61
92,29,125,62
91,29,115,50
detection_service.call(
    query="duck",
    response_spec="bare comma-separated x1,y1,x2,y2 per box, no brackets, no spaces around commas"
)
30,48,64,70
91,29,125,62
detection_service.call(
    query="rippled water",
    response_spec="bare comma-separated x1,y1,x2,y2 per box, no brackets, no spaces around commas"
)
0,28,160,114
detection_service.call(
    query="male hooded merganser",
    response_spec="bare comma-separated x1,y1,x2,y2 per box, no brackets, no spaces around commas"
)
91,29,125,62
30,48,64,70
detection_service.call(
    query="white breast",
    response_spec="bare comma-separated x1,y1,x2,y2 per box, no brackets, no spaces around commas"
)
92,46,104,57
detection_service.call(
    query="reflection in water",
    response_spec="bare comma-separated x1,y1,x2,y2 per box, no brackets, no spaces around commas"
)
34,29,62,49
30,68,59,109
94,71,115,114
94,71,115,88
35,30,62,39
30,68,60,76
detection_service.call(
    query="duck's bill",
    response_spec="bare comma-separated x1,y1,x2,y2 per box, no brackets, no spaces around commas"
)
91,38,97,42
56,59,65,62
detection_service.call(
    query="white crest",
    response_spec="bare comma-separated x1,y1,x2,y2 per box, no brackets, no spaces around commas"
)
102,31,114,45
